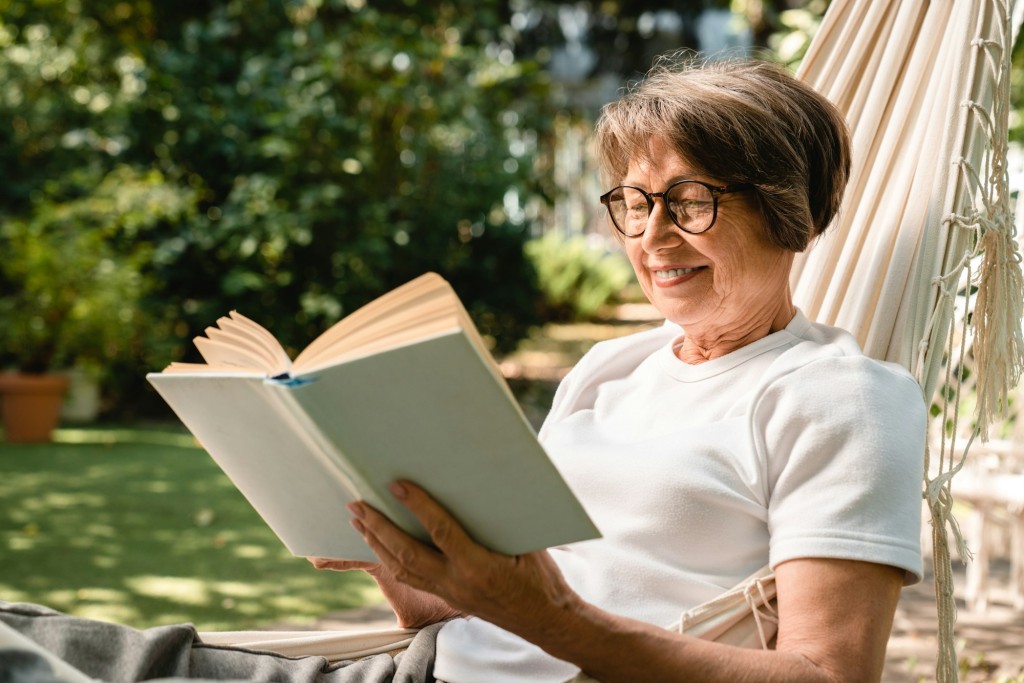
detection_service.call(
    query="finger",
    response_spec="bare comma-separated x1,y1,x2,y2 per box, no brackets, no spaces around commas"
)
388,481,483,558
308,557,378,572
355,502,448,592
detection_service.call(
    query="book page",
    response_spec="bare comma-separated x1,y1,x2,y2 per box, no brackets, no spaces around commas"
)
193,336,281,373
204,326,281,370
162,311,292,376
292,273,493,375
220,312,293,372
301,273,451,355
160,273,497,383
161,361,261,374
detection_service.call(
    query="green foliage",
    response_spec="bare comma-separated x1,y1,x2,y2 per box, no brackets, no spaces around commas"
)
128,0,549,357
0,0,552,411
1011,26,1024,145
765,0,828,69
525,232,634,321
0,167,195,375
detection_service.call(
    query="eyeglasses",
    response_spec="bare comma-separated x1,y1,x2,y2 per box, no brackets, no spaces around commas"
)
599,180,748,237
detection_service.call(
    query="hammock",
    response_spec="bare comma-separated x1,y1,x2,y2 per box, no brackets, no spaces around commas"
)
792,0,1024,681
202,2,1024,682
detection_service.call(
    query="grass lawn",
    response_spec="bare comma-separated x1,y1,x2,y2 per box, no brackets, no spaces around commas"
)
0,426,381,631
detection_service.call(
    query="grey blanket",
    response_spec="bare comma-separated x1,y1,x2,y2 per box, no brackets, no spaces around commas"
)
0,601,442,683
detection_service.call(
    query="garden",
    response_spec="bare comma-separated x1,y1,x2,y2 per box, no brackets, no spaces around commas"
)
4,6,1024,681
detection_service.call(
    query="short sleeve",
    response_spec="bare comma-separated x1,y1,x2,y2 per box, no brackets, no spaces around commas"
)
755,356,926,584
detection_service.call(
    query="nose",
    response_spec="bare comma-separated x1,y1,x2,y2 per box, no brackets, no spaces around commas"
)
640,198,685,252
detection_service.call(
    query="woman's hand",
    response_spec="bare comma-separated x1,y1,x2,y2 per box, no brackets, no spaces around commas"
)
339,483,906,683
307,556,461,628
347,481,583,642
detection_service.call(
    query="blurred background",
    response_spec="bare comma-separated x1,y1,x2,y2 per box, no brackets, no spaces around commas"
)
2,0,1023,653
0,0,852,418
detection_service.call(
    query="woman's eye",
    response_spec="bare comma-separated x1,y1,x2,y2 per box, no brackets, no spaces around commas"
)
674,199,710,214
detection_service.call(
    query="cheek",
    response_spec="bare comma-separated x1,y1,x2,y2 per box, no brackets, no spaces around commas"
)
723,245,790,292
707,248,748,289
708,237,779,292
623,244,657,299
624,242,646,277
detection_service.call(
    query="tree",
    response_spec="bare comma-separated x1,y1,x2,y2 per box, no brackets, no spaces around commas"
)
1,0,555,413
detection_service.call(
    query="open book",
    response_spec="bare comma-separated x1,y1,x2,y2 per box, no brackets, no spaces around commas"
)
147,273,600,562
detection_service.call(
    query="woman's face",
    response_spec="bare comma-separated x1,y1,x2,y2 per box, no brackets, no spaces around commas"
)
620,137,794,334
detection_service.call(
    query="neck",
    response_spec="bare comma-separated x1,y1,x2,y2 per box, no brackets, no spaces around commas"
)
675,295,796,364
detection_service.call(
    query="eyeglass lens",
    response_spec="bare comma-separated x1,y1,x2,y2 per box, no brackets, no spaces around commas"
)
606,182,716,236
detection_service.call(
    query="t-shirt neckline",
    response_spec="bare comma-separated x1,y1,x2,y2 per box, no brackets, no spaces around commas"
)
658,309,812,382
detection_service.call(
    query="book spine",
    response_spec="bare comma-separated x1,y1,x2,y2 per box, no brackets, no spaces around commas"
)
261,380,375,505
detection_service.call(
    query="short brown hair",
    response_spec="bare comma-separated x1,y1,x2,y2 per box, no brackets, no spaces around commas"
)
594,54,851,252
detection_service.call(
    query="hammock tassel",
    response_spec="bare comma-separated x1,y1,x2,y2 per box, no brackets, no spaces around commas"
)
969,20,1024,438
973,221,1024,438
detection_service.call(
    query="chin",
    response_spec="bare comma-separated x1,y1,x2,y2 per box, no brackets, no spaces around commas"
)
657,308,702,328
647,295,698,319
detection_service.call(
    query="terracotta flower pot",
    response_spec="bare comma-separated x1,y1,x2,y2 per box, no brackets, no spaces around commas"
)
0,372,70,443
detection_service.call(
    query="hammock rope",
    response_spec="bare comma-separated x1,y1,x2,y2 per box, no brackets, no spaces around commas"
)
796,1,1024,680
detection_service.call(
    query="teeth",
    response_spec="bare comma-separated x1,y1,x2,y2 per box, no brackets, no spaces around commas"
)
655,267,701,279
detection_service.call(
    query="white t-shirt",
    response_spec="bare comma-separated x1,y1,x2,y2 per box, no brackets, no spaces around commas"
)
434,310,926,683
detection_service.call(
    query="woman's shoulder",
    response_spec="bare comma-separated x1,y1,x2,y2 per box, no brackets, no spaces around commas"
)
776,313,919,391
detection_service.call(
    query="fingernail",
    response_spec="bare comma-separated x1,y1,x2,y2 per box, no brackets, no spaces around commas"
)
347,502,365,518
389,482,408,499
350,517,365,534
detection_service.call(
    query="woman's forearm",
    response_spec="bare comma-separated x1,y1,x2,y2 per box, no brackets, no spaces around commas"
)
520,596,827,683
505,558,899,683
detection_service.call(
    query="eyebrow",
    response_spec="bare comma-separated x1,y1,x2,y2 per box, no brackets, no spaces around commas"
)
620,174,709,188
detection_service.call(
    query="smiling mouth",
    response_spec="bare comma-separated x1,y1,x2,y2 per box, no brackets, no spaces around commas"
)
654,267,705,279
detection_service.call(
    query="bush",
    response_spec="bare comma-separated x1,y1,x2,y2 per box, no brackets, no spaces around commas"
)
0,167,194,375
525,232,634,321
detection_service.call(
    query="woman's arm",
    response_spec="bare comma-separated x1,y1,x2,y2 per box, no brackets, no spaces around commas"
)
537,557,901,683
350,481,903,683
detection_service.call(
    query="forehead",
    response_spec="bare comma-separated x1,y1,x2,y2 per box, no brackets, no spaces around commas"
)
624,136,700,183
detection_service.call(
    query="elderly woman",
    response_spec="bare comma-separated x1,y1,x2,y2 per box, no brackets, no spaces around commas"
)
316,56,926,683
0,57,924,683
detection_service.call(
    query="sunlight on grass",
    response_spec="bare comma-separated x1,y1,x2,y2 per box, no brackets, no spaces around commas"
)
74,587,130,603
76,603,142,626
128,576,213,606
52,427,197,448
232,544,269,559
211,581,264,598
0,427,382,631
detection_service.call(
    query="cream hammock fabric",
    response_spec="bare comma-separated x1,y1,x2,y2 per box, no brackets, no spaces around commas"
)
200,1,1024,681
793,0,1024,681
